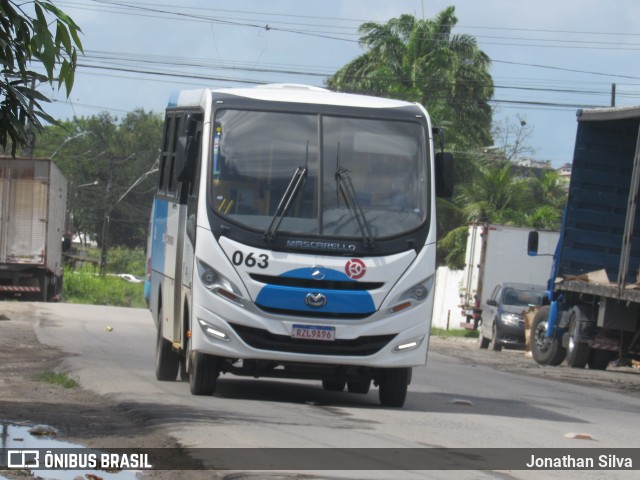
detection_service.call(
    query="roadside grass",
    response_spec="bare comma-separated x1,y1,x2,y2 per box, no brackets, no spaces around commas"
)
34,371,78,389
63,267,145,308
431,327,479,338
63,247,146,308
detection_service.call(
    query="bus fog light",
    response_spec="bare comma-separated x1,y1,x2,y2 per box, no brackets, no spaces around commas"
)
394,336,424,352
198,319,230,342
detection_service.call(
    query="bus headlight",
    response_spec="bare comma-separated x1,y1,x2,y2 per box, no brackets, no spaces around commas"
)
387,276,434,315
196,258,244,305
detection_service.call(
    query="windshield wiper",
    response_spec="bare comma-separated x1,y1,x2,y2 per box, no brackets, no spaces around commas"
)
335,166,374,250
264,143,309,243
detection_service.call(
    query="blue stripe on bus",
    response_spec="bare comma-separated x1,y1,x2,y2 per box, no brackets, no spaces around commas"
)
255,285,375,315
167,91,179,107
151,199,168,274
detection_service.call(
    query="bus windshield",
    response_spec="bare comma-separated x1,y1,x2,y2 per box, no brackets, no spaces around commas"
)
210,109,428,241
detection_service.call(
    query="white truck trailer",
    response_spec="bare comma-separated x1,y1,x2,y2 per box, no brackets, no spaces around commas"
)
459,223,559,329
0,157,67,301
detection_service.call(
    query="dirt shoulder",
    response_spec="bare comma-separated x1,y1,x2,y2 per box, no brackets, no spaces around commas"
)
0,302,191,480
429,335,640,396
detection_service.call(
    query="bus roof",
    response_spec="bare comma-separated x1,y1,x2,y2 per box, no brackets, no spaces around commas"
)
167,84,419,110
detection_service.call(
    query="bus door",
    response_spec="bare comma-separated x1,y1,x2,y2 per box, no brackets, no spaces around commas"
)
155,111,199,346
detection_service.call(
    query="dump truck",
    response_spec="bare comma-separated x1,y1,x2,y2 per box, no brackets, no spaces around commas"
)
0,157,67,301
459,223,559,329
528,105,640,368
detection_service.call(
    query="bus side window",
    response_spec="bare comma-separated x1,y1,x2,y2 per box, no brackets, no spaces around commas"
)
158,113,187,200
158,116,174,193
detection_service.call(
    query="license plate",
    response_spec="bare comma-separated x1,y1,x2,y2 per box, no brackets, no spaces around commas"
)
291,324,336,342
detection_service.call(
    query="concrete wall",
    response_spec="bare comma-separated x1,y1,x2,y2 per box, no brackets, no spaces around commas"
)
432,266,465,330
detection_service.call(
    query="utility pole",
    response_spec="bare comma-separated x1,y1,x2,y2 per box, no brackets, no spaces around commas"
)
100,157,114,275
611,83,617,107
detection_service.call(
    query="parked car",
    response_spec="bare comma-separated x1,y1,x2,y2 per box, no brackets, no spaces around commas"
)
478,282,546,351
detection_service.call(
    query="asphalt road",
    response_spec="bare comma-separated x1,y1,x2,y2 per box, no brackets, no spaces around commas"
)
23,302,640,479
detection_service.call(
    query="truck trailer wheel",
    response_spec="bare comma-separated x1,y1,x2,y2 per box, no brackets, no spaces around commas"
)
588,349,614,370
531,306,566,366
565,312,590,368
378,368,410,408
155,308,180,381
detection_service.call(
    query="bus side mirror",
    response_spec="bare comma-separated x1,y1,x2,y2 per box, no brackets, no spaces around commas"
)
528,231,539,256
435,152,454,198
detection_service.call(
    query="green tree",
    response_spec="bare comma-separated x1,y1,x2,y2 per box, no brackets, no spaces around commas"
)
34,110,162,253
455,161,530,225
0,0,82,155
440,160,566,267
326,6,494,150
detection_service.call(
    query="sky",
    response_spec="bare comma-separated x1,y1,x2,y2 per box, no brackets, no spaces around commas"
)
37,0,640,168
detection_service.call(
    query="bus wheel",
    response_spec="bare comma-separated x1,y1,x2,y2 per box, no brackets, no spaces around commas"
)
322,379,346,392
189,351,218,395
347,378,370,394
378,368,410,408
531,306,566,366
155,308,179,381
179,357,189,382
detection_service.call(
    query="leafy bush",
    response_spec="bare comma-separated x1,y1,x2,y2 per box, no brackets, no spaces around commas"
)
63,267,145,308
105,246,146,276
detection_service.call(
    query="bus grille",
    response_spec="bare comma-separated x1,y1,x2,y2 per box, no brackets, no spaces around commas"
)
257,305,371,320
229,323,395,356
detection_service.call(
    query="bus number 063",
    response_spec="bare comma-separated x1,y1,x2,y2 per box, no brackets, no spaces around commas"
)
232,251,269,269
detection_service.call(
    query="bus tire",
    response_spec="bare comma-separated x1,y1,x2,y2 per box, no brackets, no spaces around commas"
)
155,308,180,381
378,368,410,408
566,311,590,368
189,351,218,395
322,379,346,392
347,378,371,394
531,306,566,366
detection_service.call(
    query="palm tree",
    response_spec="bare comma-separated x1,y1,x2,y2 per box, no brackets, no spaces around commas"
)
455,161,529,224
326,6,494,148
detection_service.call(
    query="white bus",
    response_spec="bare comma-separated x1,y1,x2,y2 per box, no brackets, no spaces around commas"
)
148,84,453,407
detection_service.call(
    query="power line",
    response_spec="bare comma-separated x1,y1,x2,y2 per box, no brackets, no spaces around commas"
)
57,0,640,51
492,59,640,81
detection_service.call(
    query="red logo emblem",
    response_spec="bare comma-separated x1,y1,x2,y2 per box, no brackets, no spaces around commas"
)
345,259,366,279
